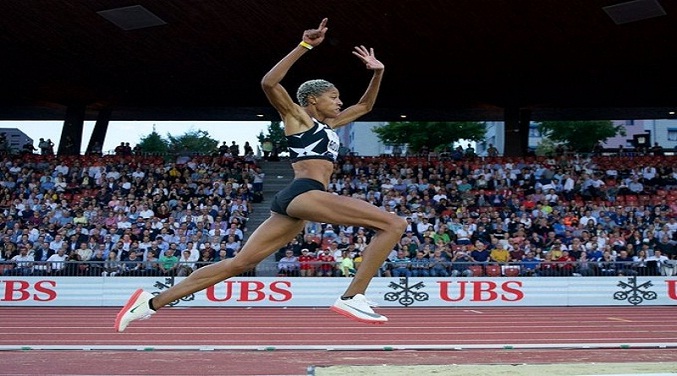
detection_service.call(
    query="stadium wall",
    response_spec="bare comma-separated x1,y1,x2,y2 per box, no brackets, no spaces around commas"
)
1,276,676,307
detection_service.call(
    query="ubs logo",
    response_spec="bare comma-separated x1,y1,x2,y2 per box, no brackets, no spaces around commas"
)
613,276,657,305
385,277,429,307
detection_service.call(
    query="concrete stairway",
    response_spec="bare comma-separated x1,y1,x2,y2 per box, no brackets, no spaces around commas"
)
249,159,295,276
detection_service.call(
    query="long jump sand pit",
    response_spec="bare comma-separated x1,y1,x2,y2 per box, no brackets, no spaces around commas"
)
316,362,677,376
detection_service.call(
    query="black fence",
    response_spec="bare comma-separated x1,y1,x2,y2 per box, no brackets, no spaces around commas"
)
2,260,675,278
1,260,257,278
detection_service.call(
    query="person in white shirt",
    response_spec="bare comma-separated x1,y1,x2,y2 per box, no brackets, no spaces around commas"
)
648,249,675,276
54,163,69,176
138,204,155,220
176,250,197,277
46,248,68,275
455,224,472,245
131,168,145,180
561,173,576,200
432,190,448,203
416,217,431,235
225,224,244,242
579,211,596,227
642,166,656,183
5,247,34,276
75,242,93,262
48,234,65,253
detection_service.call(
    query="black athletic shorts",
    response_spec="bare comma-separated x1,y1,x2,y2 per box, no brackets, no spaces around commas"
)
270,178,325,218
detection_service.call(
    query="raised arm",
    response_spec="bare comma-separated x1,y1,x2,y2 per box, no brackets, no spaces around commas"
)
261,17,384,131
329,46,384,128
261,18,328,130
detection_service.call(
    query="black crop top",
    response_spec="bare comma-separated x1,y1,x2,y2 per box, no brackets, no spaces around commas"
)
286,118,340,162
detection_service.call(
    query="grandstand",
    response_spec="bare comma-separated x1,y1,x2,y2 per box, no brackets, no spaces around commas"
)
1,147,675,279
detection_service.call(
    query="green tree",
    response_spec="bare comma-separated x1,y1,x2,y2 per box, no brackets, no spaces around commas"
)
136,127,169,155
257,121,287,150
373,121,486,153
167,129,219,155
534,137,557,157
536,120,626,153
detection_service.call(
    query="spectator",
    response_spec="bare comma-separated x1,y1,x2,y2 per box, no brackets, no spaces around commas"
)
243,141,254,156
537,252,560,276
176,250,197,277
597,250,617,276
322,224,338,243
470,241,491,263
555,250,576,276
390,250,412,278
520,251,541,276
655,235,675,258
316,248,335,277
487,143,499,157
158,248,179,276
75,242,93,263
298,248,316,277
451,247,475,277
213,247,229,262
195,249,214,270
3,246,34,276
46,247,69,276
229,141,240,157
224,235,241,255
489,241,510,264
251,167,265,194
339,250,356,277
0,132,8,154
21,140,37,155
121,250,144,276
102,251,122,277
632,248,650,276
218,141,229,156
574,251,597,276
410,250,431,277
143,250,161,276
89,247,106,276
429,249,450,277
648,249,674,276
278,250,300,277
615,249,636,276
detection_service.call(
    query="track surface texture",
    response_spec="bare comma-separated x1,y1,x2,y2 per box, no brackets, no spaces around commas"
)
1,306,676,375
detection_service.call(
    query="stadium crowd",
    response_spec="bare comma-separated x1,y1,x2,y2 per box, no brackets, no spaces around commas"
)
275,151,677,278
0,148,259,277
1,142,677,279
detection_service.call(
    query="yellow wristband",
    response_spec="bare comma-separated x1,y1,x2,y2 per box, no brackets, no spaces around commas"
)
299,41,313,50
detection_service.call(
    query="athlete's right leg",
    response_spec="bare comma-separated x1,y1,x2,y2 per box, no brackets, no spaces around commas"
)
286,190,407,324
116,213,305,331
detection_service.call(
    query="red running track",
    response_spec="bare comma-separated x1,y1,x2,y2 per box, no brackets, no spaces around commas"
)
1,306,677,375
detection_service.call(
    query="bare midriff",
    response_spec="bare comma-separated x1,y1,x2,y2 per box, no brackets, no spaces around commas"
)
291,159,333,189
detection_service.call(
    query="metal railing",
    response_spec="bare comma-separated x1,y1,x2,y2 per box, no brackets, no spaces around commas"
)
2,260,675,278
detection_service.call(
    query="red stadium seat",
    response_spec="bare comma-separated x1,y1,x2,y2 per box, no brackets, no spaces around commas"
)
468,265,484,277
503,266,520,277
485,264,502,277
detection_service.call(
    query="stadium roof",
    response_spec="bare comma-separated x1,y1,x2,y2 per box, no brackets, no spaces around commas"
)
1,0,676,123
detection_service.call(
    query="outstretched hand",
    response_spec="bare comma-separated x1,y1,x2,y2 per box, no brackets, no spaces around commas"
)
352,45,384,71
302,18,328,48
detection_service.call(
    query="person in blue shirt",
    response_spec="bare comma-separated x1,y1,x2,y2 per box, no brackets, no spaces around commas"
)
390,250,412,278
520,251,541,276
470,241,491,263
39,176,55,192
409,251,431,277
